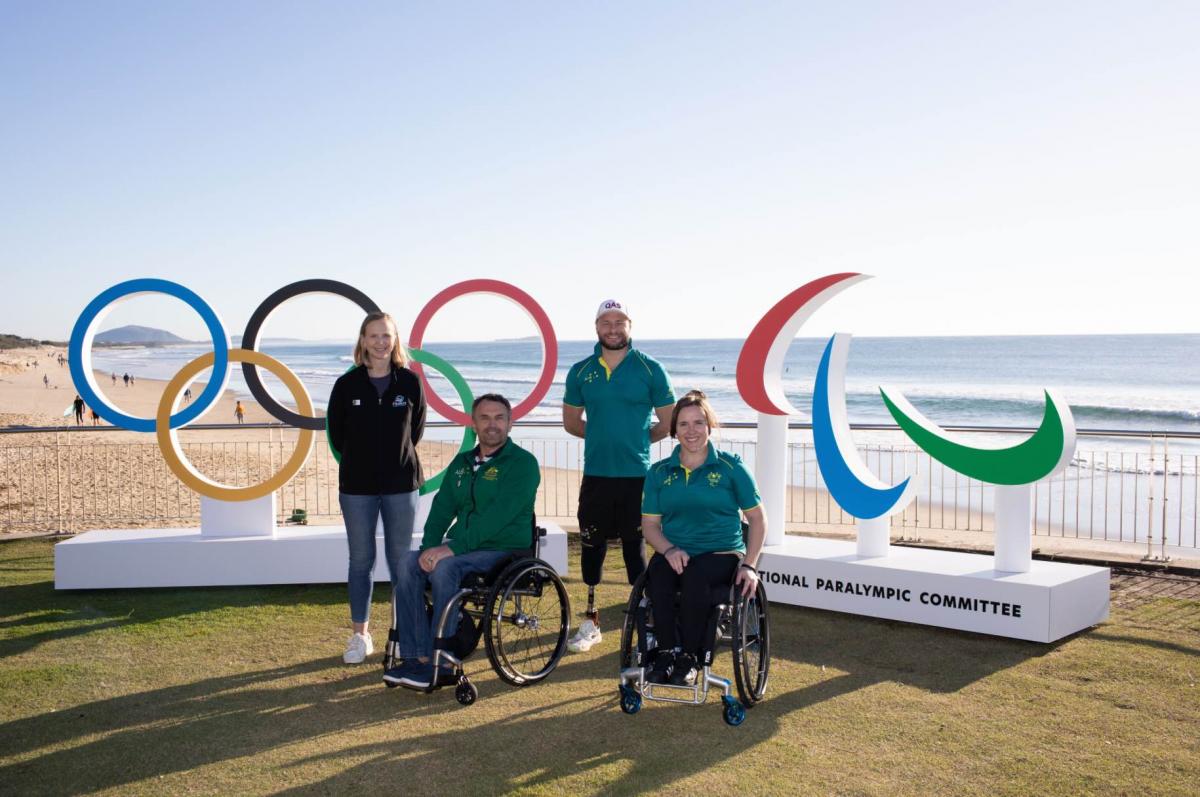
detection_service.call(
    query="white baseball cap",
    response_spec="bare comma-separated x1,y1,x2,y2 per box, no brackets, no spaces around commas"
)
595,299,630,320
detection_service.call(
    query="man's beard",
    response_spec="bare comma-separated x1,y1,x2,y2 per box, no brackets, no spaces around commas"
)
598,333,629,351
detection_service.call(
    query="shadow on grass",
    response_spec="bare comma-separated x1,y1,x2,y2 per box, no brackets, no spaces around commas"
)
272,670,876,795
0,577,345,659
1084,630,1200,657
0,647,872,796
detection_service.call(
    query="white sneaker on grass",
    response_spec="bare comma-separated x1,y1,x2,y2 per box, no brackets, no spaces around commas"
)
567,618,602,653
343,632,374,664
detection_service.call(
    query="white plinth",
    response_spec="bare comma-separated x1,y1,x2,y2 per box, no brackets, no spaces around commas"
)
855,515,891,558
54,523,569,590
758,535,1108,643
994,484,1034,573
200,495,277,538
756,413,789,546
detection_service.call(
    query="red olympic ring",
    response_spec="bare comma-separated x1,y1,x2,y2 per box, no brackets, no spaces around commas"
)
408,279,558,426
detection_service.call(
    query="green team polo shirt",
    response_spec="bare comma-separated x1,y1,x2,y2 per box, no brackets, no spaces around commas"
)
563,342,675,478
641,442,762,556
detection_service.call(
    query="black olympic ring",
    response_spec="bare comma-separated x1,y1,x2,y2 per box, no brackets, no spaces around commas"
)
240,279,381,430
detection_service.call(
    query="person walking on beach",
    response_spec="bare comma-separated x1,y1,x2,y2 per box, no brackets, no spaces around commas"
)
72,395,84,426
184,387,192,404
111,372,117,386
234,401,245,424
90,407,100,426
562,299,675,653
43,374,49,389
122,373,129,388
327,311,427,664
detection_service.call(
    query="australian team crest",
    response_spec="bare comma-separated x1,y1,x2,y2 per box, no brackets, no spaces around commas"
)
707,472,722,487
483,466,500,481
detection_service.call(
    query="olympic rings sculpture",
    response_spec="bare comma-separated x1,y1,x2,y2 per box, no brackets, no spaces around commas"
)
69,277,558,501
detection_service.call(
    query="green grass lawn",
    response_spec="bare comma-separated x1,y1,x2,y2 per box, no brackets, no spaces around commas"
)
1,536,1197,796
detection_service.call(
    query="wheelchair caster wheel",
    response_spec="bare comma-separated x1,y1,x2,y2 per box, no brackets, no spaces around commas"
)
455,678,478,706
619,685,642,715
721,695,746,726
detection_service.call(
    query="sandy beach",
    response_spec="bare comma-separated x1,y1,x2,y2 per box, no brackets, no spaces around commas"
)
0,344,276,430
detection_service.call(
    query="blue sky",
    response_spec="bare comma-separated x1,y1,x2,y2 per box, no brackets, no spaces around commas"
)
2,2,1197,343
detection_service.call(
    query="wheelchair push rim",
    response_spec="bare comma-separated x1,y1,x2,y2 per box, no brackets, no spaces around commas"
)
484,558,571,686
732,579,770,706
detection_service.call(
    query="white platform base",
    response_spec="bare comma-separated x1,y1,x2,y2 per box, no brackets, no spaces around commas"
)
758,535,1109,643
54,523,569,590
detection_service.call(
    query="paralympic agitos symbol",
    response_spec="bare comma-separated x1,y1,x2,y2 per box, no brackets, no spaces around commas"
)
69,278,557,501
736,272,1076,523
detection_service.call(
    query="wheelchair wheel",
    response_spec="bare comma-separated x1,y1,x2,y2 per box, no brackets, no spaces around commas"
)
455,677,478,706
484,558,570,686
618,570,652,671
731,579,770,706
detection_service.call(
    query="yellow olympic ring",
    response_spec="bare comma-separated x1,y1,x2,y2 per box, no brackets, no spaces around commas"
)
156,349,315,501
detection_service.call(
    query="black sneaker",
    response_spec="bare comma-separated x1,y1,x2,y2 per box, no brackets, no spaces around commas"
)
647,650,675,684
669,653,697,686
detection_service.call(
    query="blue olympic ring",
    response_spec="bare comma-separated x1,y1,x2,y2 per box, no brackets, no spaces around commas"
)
69,279,229,433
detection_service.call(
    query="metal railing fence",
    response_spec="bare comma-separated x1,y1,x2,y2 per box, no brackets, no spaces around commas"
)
1,422,1196,558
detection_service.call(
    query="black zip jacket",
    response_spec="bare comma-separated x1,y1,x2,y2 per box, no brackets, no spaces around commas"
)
327,365,426,495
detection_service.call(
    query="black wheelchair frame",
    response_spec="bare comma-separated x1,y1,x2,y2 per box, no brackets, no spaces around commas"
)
383,522,571,705
617,564,770,726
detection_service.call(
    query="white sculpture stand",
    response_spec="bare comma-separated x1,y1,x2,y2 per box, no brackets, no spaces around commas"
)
856,514,891,558
55,493,568,589
757,535,1108,643
756,412,789,546
993,484,1034,573
200,494,277,538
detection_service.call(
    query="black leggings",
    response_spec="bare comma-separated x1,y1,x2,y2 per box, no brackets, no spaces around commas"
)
645,552,739,658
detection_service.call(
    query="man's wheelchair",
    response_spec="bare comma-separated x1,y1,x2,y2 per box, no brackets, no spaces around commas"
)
383,522,571,705
617,565,770,726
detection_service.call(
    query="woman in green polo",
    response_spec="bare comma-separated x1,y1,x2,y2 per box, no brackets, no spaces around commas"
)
641,390,766,687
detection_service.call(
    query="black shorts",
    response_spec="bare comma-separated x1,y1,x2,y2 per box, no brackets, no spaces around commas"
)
577,475,645,544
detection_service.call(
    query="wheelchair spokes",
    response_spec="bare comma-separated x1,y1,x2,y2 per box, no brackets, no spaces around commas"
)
732,580,770,706
485,560,570,687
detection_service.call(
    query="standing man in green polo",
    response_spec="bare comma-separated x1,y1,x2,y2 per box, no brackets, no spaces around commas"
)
563,299,675,653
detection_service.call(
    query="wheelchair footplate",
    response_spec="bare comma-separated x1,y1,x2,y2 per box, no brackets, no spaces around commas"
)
618,663,747,726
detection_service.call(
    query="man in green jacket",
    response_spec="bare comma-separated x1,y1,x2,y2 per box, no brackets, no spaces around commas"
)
384,393,541,689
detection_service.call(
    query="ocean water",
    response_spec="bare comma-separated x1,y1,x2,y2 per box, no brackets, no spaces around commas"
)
90,334,1200,435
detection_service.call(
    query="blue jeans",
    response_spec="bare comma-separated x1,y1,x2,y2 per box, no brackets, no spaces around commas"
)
340,491,419,624
395,548,515,661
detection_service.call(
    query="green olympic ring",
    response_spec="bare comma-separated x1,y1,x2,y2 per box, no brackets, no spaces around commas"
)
878,387,1069,486
326,347,477,495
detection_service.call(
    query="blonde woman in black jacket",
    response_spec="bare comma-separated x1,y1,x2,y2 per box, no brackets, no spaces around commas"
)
327,312,426,664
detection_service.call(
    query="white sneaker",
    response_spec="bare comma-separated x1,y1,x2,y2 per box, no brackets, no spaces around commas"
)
567,619,602,653
343,632,374,664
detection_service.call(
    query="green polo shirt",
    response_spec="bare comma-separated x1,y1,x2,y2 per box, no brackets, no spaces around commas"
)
421,440,541,555
641,442,761,556
563,342,675,478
